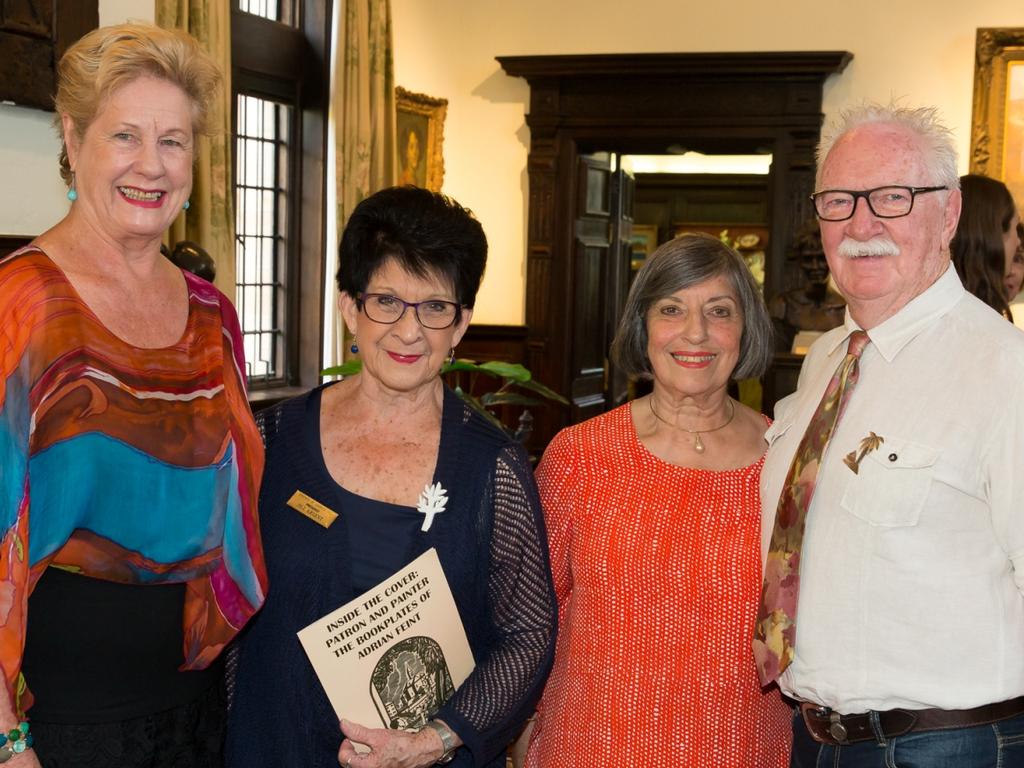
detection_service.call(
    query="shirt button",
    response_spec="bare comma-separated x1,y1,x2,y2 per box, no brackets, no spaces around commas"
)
888,453,898,462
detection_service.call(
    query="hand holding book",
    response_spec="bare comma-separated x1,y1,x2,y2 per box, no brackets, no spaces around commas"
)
337,718,462,768
298,549,475,760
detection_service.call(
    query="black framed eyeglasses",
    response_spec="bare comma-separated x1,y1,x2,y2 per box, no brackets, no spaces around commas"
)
811,185,947,221
357,293,462,330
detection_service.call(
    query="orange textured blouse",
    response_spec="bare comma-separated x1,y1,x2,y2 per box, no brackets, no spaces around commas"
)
526,403,791,767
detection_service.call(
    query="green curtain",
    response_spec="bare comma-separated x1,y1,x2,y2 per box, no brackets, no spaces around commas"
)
155,0,236,295
329,0,396,368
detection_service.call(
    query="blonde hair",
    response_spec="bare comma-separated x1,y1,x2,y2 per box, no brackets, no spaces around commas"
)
54,23,221,185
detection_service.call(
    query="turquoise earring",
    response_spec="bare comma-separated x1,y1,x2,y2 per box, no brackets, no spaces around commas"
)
183,200,190,211
67,173,77,202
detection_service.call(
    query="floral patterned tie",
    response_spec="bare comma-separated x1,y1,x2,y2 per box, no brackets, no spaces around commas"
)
753,330,870,685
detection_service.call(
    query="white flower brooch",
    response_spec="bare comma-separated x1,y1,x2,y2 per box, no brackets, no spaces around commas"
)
417,482,449,532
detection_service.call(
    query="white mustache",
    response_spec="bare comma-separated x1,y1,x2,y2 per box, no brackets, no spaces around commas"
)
836,237,901,258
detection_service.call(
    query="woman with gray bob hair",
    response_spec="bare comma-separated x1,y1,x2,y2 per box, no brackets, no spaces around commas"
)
525,232,791,766
611,232,773,381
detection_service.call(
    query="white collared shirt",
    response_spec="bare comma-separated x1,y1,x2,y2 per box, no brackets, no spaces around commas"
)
762,265,1024,713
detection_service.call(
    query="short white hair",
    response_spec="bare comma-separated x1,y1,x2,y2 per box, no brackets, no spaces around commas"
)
815,103,960,191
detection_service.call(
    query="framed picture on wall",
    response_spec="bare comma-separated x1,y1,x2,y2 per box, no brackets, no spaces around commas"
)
629,223,658,270
970,28,1024,205
396,87,448,192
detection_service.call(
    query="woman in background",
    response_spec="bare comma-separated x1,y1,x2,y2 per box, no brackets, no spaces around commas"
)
227,186,556,768
525,234,791,768
0,23,265,767
1005,221,1024,303
951,173,1020,319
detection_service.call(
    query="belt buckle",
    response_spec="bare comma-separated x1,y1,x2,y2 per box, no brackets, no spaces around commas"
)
801,704,851,746
828,712,849,744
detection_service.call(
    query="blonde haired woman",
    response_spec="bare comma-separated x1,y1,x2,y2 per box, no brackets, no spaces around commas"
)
0,24,265,766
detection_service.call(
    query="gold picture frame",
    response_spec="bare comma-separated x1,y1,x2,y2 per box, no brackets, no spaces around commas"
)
396,87,448,192
970,28,1024,204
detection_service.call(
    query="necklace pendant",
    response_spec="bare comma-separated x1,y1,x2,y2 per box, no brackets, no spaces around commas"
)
693,433,705,453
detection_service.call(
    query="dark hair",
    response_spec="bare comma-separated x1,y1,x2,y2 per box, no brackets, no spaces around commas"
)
951,174,1017,315
337,186,487,307
611,233,773,381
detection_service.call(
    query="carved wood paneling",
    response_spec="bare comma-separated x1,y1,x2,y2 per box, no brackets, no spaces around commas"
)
457,324,527,363
0,1,98,110
499,52,851,445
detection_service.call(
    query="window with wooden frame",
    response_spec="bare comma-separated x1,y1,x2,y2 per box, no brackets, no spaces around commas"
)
232,0,329,394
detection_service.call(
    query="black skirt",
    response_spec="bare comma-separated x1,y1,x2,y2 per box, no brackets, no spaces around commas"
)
30,680,225,768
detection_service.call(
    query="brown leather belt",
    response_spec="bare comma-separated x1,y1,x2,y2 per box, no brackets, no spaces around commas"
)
799,697,1024,745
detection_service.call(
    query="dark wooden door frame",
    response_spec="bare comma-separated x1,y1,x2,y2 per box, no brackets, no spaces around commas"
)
497,52,852,446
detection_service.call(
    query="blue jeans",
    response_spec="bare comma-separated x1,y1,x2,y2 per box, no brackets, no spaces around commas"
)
791,708,1024,767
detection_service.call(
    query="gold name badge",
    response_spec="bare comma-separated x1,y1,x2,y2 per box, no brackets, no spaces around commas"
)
287,491,338,528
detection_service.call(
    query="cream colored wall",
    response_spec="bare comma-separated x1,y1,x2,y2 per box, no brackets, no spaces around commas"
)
392,0,1024,325
0,1,153,239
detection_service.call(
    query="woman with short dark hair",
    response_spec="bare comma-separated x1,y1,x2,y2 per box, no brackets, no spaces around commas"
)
525,233,791,767
227,186,556,768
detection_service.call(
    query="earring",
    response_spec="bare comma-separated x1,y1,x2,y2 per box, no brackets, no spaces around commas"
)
350,342,359,354
448,347,456,366
183,200,190,211
66,174,77,202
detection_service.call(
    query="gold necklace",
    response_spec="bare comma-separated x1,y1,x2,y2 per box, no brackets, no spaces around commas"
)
648,397,736,454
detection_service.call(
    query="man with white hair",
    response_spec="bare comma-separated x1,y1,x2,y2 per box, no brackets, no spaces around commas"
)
754,104,1024,766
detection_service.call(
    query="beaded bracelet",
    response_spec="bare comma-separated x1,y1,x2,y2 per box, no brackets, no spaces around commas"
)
0,722,31,763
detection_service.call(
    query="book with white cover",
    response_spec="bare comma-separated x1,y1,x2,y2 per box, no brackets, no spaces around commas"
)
297,548,475,733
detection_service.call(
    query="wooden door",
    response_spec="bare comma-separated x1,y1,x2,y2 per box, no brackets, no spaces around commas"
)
606,166,635,409
569,153,614,424
501,51,851,447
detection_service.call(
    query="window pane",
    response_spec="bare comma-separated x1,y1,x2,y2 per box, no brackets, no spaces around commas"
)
237,0,298,27
235,93,291,383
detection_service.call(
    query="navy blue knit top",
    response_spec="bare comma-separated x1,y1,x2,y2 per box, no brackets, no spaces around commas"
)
226,383,557,768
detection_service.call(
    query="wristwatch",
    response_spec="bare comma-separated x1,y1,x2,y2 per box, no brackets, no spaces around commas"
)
420,720,457,764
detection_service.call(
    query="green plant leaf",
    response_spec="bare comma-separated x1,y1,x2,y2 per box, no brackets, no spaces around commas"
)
454,390,509,433
321,360,363,377
515,378,570,405
320,357,567,432
442,359,486,374
480,392,543,407
478,361,531,382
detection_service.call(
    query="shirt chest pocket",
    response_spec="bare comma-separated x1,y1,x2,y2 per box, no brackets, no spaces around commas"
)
839,436,940,527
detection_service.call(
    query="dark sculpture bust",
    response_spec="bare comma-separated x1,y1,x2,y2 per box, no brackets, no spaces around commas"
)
161,240,216,283
770,221,846,352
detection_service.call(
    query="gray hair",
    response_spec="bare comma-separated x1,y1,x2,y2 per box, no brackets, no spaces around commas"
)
815,103,960,191
611,233,773,381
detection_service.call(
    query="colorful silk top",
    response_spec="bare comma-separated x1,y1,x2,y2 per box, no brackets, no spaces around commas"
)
0,246,267,712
